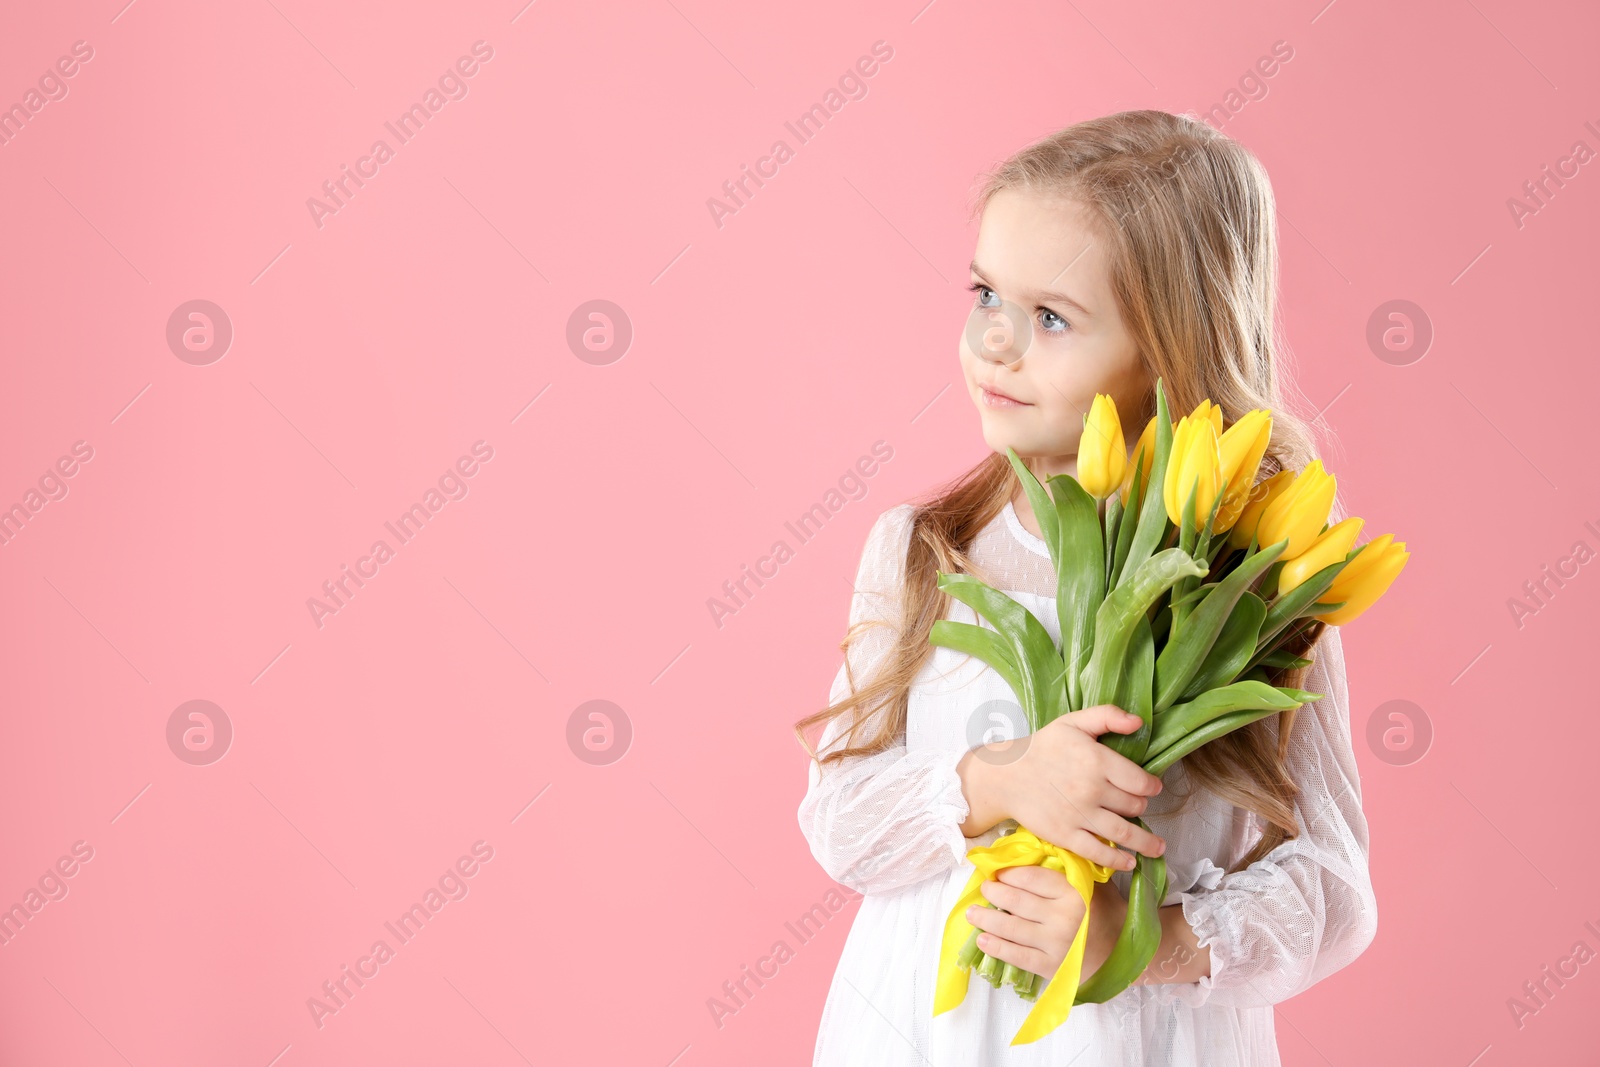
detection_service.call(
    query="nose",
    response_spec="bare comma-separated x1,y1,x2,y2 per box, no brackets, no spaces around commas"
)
966,301,1030,366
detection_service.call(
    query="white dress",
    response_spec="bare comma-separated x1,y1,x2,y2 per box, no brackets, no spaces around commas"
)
798,501,1378,1066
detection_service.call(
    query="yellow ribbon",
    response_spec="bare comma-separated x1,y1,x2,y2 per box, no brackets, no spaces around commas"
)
933,827,1114,1046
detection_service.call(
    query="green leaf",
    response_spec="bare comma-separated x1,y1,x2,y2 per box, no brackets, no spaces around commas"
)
1179,591,1267,701
1045,473,1105,712
1004,448,1058,558
1109,461,1144,588
929,620,1027,717
1151,603,1171,646
1080,548,1205,709
1075,834,1166,1004
1103,493,1123,591
1141,689,1318,777
1170,488,1202,632
1153,539,1287,711
1198,487,1224,544
1116,382,1174,589
1102,613,1155,763
938,573,1067,726
1258,649,1313,670
1255,558,1348,653
1170,581,1217,610
1146,680,1308,762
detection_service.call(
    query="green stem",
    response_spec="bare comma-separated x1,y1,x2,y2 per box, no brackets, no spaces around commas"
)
1076,841,1168,1004
977,947,1007,988
956,926,984,970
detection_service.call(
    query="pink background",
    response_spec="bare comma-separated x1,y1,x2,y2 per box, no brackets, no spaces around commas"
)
1,0,1596,1064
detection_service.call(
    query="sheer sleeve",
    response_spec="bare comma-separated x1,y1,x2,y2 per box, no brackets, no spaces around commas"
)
796,503,973,896
1163,625,1379,1008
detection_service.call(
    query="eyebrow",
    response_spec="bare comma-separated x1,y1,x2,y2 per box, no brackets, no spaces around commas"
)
969,260,1093,318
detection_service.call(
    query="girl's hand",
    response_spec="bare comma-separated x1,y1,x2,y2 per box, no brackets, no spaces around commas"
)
957,704,1167,871
967,865,1127,980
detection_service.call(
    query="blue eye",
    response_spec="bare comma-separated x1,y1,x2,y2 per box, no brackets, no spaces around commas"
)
966,282,1072,334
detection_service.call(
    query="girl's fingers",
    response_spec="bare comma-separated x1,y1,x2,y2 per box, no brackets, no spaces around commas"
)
979,877,1049,921
975,932,1054,978
1067,828,1136,870
995,864,1069,898
967,901,1041,945
1090,810,1166,860
1102,754,1166,799
1099,785,1153,818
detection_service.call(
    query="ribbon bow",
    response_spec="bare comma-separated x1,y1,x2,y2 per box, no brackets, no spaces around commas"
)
933,827,1114,1045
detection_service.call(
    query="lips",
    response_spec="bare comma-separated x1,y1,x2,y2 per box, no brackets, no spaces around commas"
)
980,384,1030,408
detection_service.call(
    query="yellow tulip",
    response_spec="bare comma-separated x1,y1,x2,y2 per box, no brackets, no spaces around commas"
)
1316,534,1410,625
1256,460,1336,559
1188,399,1223,438
1213,410,1273,533
1228,469,1294,549
1077,394,1127,499
1119,416,1157,505
1277,517,1364,595
1163,413,1223,528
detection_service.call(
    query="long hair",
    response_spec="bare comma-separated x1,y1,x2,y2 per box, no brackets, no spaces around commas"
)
795,110,1332,871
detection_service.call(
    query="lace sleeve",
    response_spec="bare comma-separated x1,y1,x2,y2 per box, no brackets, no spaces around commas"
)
1164,625,1379,1008
796,504,973,896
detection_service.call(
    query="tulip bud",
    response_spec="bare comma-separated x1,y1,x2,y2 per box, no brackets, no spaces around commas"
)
1277,517,1364,595
1228,469,1294,549
1119,416,1158,505
1213,410,1273,533
1256,460,1337,559
1163,413,1223,529
1315,534,1409,625
1077,394,1127,499
1188,399,1223,438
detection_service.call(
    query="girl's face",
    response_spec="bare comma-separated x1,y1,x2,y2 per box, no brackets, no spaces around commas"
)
959,188,1151,478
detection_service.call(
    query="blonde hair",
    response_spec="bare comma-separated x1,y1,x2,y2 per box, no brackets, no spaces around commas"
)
795,110,1332,871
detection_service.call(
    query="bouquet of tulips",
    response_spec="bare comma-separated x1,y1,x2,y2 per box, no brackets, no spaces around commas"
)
931,380,1408,1045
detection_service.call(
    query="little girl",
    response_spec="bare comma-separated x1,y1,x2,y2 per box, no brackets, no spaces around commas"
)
796,110,1378,1065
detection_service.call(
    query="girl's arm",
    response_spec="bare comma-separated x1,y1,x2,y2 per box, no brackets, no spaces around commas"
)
797,504,974,895
800,505,1167,898
1138,625,1379,1005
